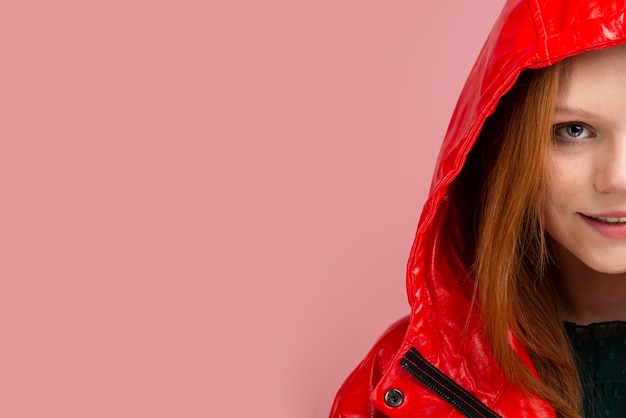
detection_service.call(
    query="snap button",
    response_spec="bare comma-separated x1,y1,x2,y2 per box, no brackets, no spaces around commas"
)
384,388,404,407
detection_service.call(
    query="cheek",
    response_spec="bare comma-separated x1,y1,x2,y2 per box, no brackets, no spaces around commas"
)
543,156,578,235
544,159,561,209
545,155,581,203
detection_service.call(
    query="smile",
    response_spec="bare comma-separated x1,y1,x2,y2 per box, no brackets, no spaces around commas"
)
591,216,626,224
580,214,626,239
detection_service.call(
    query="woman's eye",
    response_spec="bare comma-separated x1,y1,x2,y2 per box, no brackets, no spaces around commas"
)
552,122,594,143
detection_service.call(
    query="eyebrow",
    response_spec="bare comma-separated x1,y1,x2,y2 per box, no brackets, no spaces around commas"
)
554,106,598,119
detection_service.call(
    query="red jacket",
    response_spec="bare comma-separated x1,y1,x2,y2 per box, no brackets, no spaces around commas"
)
331,1,626,416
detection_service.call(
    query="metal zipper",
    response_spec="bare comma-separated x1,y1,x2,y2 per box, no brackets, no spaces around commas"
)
401,347,501,418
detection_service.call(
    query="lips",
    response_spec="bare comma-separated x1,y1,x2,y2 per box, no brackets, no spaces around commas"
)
591,216,626,224
583,211,626,222
581,213,626,238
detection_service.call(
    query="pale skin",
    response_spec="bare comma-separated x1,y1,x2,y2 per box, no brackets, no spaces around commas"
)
545,44,626,325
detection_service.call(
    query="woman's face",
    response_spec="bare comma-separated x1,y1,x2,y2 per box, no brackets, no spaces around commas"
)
544,44,626,275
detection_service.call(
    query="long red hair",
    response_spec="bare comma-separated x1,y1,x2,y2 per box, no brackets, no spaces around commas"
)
451,63,582,417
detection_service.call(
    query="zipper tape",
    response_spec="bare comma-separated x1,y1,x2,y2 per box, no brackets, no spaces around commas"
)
401,347,501,418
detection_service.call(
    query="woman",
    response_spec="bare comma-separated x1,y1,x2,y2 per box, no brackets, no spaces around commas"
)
331,1,626,417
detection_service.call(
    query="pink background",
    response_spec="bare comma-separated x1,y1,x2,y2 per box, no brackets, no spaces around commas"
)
2,1,504,417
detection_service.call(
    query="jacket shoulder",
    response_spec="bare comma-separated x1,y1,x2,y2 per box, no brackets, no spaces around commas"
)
330,315,409,418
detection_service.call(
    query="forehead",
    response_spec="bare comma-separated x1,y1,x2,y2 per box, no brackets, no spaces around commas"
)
561,44,626,88
557,44,626,117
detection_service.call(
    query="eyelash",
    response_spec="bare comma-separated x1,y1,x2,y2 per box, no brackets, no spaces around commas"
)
552,122,595,145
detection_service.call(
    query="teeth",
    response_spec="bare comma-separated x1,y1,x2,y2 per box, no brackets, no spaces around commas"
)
596,217,626,223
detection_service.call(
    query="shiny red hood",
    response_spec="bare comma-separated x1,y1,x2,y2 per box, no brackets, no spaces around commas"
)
368,0,626,416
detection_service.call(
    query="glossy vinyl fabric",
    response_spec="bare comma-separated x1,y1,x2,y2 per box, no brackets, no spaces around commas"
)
331,1,626,417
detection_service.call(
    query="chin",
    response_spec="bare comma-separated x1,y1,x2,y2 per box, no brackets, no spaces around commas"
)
585,260,626,276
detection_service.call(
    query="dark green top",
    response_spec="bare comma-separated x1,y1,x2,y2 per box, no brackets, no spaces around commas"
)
565,321,626,418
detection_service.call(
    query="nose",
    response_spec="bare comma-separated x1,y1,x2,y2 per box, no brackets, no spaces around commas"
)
594,136,626,193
